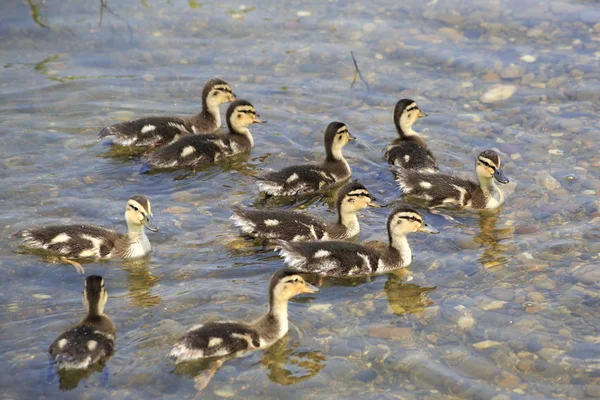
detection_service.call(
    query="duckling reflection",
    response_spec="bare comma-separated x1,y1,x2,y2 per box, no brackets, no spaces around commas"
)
122,258,161,308
48,276,116,390
384,273,436,316
260,335,325,386
474,211,511,268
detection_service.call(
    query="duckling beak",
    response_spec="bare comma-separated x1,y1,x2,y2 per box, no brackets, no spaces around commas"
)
493,168,509,184
301,282,319,294
142,215,159,232
253,114,267,124
418,110,428,118
347,132,357,141
367,197,383,208
418,222,439,234
230,92,237,101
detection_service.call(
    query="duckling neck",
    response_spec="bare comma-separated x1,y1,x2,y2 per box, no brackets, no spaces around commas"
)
389,234,411,267
196,97,221,128
338,209,360,237
231,127,254,148
326,144,345,162
253,296,289,343
479,177,504,206
395,120,426,147
124,222,151,256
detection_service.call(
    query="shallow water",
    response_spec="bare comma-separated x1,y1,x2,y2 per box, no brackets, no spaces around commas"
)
1,0,600,398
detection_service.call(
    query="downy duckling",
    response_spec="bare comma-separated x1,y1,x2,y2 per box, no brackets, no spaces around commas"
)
257,122,355,196
231,181,379,242
143,99,264,169
168,268,318,364
276,207,438,277
98,78,236,147
395,150,509,209
48,276,116,370
385,99,437,172
12,195,158,273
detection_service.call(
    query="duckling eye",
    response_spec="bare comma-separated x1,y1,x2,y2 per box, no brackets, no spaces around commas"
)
213,92,219,96
130,205,139,212
237,113,242,118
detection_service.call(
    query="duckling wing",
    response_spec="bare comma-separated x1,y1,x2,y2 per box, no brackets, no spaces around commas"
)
385,142,438,172
48,325,115,370
231,207,326,241
395,170,478,207
169,322,261,363
143,134,228,168
257,165,337,196
13,225,118,259
277,240,381,276
98,116,193,147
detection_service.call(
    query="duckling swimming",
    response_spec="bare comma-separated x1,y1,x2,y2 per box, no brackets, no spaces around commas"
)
143,99,264,169
48,276,115,371
168,268,318,364
257,122,355,196
395,150,509,209
384,99,437,172
231,181,379,242
12,195,158,273
98,78,235,147
276,207,438,277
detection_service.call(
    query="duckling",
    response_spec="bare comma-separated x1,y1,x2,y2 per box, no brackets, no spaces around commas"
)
48,276,116,370
12,195,158,273
384,99,437,172
231,181,379,242
143,99,264,169
98,78,236,147
276,207,438,277
257,122,355,196
168,268,318,364
395,150,509,209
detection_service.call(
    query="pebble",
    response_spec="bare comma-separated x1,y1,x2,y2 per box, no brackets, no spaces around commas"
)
533,275,557,290
296,10,311,17
572,264,600,284
457,314,476,330
214,386,235,398
473,340,502,350
500,64,525,79
481,300,506,311
480,85,517,103
520,55,537,63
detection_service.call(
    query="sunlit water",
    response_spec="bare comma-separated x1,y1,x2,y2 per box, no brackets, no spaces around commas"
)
1,0,600,398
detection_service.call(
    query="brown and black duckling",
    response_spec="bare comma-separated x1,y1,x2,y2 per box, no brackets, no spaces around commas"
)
231,181,379,242
12,195,158,273
168,268,318,364
384,99,437,173
276,207,438,277
48,276,116,370
395,150,509,209
142,99,264,169
98,78,235,147
257,121,355,196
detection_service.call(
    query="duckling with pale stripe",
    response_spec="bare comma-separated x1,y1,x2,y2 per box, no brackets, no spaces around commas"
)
257,122,355,196
12,196,158,274
395,150,509,209
276,207,438,277
98,78,235,147
48,276,115,371
143,99,264,169
168,269,317,365
385,99,437,172
231,182,379,242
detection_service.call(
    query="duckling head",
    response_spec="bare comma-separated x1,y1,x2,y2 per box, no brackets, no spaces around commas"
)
82,275,108,316
226,100,265,133
337,181,379,216
387,207,438,243
269,268,318,305
325,122,356,161
203,78,236,109
475,150,509,185
125,195,159,232
394,99,427,137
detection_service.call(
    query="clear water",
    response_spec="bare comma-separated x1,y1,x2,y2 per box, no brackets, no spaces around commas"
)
2,0,600,398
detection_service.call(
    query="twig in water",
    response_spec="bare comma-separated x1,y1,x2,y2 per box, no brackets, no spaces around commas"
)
99,0,108,27
349,51,371,108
